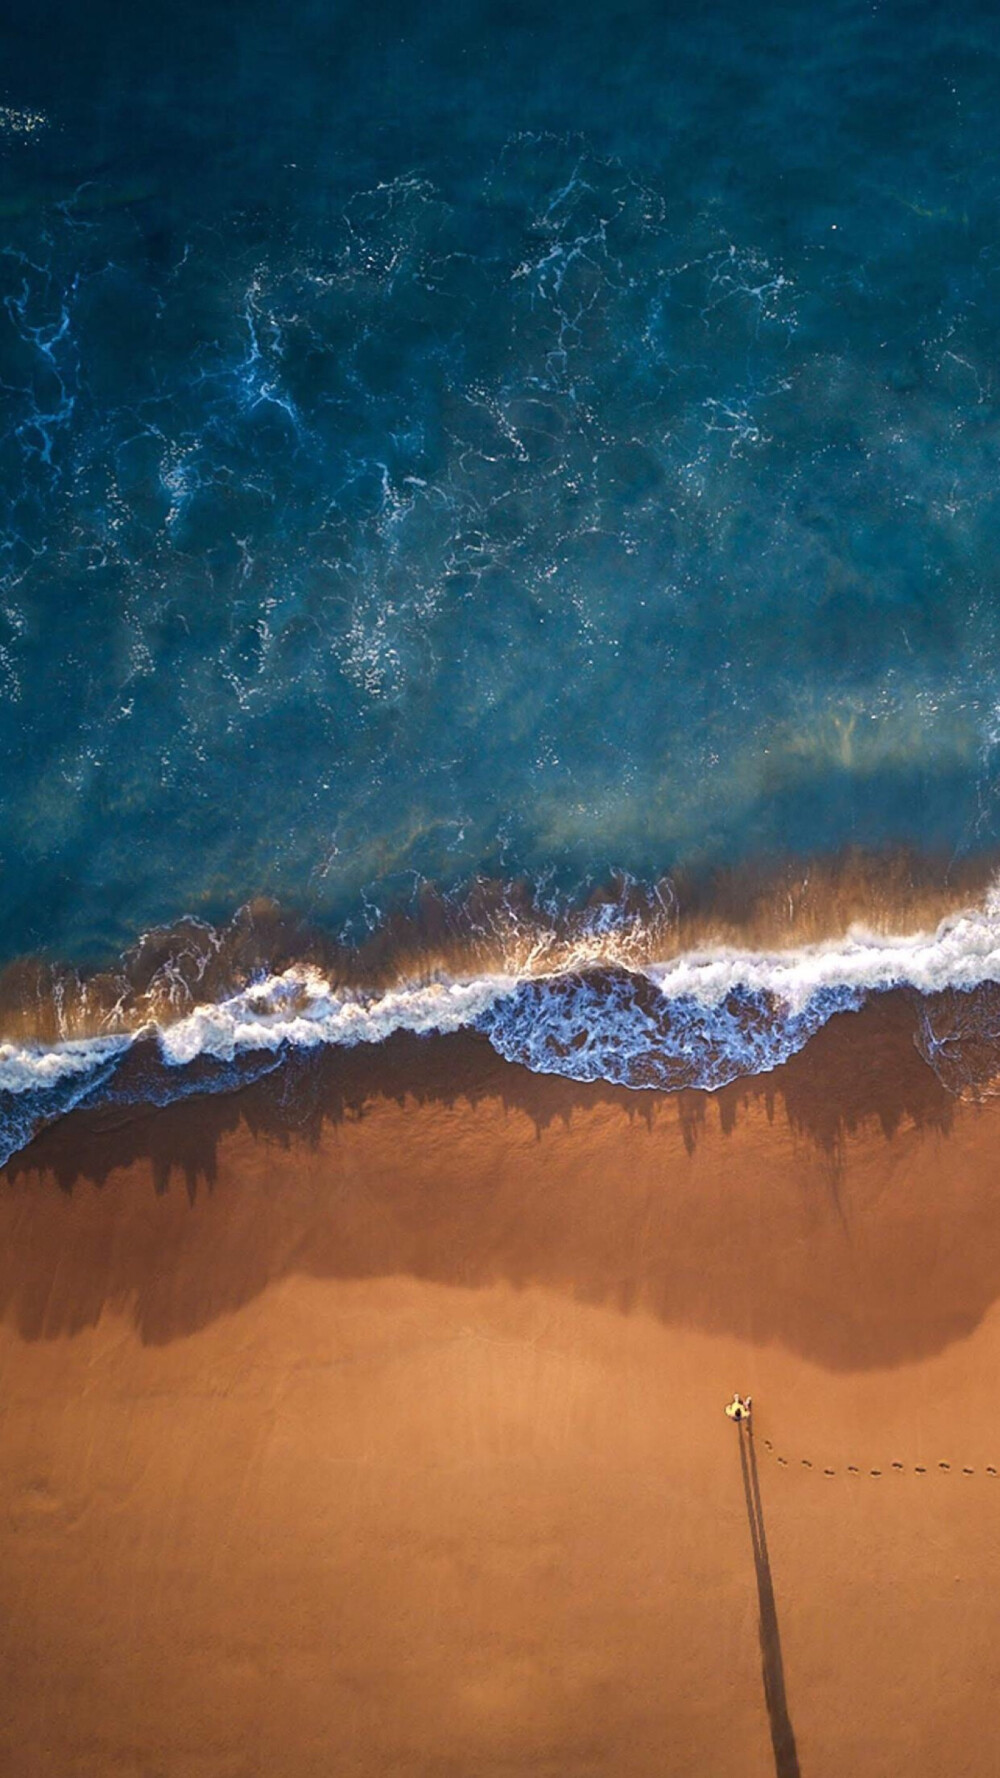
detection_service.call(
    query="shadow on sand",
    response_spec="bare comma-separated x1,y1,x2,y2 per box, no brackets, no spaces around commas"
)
3,994,997,1367
738,1420,801,1778
7,987,954,1199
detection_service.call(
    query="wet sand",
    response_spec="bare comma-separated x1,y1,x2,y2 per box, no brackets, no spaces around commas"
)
3,999,1000,1776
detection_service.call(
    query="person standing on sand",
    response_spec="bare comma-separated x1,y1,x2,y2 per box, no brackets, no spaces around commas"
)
725,1393,752,1422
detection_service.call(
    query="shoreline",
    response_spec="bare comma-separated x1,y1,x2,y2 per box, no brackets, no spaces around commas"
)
1,842,996,1051
7,886,1000,1166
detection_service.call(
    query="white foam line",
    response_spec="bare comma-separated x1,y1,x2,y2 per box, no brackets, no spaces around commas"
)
645,900,1000,1010
4,896,1000,1099
0,1035,132,1096
157,969,519,1065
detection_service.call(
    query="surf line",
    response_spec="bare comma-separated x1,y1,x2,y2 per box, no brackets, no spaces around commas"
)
760,1438,998,1481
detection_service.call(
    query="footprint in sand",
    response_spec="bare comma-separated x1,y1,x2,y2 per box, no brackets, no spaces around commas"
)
870,1469,882,1477
939,1463,951,1471
915,1466,927,1474
847,1465,859,1474
823,1468,835,1477
988,1467,997,1477
802,1459,812,1468
963,1467,974,1476
891,1462,904,1471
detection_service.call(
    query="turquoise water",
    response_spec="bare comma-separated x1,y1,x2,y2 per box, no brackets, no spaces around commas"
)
3,0,1000,1150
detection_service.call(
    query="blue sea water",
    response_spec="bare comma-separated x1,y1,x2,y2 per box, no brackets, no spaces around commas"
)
4,0,1000,1151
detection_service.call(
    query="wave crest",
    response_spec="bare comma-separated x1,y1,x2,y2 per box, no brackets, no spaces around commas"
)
6,873,1000,1166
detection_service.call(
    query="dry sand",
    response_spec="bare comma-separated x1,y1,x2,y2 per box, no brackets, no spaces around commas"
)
2,997,1000,1776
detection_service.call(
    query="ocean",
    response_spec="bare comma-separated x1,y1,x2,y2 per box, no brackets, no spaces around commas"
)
3,0,1000,1161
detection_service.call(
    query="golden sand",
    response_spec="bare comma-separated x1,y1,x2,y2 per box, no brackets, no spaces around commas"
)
2,1002,1000,1775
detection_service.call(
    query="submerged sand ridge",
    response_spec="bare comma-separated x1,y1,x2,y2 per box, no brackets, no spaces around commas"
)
2,1001,1000,1775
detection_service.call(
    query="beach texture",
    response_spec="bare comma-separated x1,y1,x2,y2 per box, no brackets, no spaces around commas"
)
3,1003,1000,1777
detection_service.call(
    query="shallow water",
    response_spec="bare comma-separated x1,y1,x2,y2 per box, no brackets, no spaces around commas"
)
3,0,1000,1152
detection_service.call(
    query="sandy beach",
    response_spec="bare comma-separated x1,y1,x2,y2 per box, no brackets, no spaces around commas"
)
3,996,1000,1777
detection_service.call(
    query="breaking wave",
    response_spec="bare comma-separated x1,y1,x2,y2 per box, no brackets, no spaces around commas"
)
6,878,1000,1167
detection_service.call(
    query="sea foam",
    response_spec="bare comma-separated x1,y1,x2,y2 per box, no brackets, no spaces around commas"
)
6,894,1000,1167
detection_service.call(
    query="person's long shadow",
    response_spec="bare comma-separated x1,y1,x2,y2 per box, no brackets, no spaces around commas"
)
738,1419,801,1778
